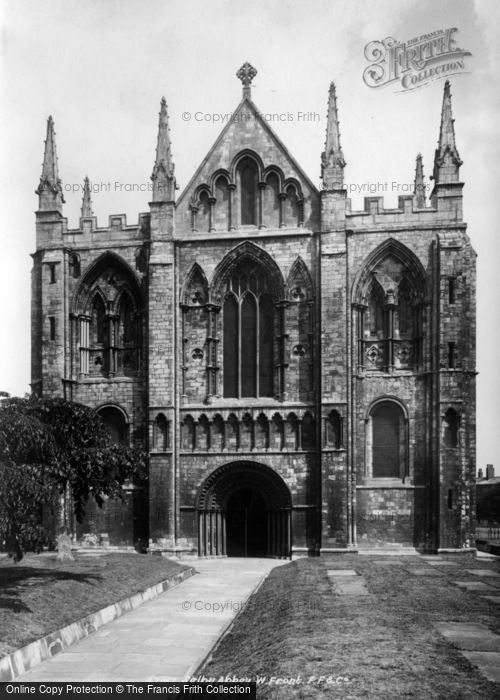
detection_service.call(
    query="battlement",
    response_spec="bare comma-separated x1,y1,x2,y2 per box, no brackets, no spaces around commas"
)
346,195,463,228
65,212,151,235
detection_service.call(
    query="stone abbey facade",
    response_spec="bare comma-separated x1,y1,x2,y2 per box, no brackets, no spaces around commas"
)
32,65,476,556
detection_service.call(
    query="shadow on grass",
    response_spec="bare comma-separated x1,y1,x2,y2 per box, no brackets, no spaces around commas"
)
0,566,102,613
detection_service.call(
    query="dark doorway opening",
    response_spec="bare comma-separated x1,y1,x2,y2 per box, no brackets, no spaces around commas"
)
226,488,268,557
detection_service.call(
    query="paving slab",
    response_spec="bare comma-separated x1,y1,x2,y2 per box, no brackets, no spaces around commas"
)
326,569,358,576
425,561,458,566
465,569,500,577
461,652,500,683
477,551,500,560
434,622,500,651
333,579,371,595
407,568,445,576
373,560,404,565
453,581,497,592
327,571,370,596
11,557,285,682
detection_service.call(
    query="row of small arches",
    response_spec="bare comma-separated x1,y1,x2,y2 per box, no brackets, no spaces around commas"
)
190,155,305,230
152,410,344,452
189,152,304,205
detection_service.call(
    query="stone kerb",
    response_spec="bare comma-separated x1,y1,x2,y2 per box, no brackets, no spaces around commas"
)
0,567,195,682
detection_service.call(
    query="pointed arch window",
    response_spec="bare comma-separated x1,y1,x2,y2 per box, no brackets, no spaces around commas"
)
77,258,143,378
238,158,258,226
154,413,170,451
119,293,134,345
372,403,401,478
91,295,107,346
398,278,414,337
264,172,280,228
69,253,81,279
443,408,459,448
326,410,343,449
368,282,385,338
117,293,138,376
283,185,299,227
301,413,315,449
356,252,425,372
223,260,275,398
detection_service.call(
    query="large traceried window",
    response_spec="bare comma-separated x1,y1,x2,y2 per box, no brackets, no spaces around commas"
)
354,243,426,373
75,255,143,379
223,260,275,398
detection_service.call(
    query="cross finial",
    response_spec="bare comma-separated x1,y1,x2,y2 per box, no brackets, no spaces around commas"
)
237,62,257,98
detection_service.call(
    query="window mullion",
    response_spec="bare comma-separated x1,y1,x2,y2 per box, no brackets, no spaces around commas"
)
238,297,242,399
256,296,260,397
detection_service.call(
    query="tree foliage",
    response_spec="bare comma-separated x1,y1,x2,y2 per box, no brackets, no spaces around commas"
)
0,396,147,560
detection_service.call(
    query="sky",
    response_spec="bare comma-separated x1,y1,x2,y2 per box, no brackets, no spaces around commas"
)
0,0,498,471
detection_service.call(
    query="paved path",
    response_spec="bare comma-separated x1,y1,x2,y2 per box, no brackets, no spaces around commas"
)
14,558,286,682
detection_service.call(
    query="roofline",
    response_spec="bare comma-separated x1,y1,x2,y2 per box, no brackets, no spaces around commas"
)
177,95,320,207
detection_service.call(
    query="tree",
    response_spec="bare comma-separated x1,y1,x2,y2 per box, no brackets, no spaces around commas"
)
0,396,147,561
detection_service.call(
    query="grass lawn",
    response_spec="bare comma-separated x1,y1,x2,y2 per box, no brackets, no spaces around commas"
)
0,552,187,658
202,555,500,699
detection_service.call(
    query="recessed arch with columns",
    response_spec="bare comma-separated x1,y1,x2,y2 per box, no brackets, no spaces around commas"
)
196,460,292,557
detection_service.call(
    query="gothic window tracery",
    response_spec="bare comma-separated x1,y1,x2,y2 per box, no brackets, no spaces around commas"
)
75,256,143,379
223,260,275,398
355,242,426,372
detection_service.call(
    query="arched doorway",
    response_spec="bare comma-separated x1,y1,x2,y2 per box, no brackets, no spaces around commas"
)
197,461,292,558
226,489,268,557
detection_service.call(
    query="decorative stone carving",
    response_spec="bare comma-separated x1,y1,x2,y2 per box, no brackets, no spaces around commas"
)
366,345,380,364
236,62,257,88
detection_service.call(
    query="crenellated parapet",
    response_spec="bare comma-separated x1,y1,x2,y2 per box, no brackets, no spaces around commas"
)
345,194,463,228
62,212,151,242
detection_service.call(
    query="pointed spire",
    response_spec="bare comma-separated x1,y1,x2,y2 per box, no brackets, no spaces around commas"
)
36,115,65,211
151,97,176,202
413,154,426,208
321,82,346,190
432,80,462,185
81,176,93,217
